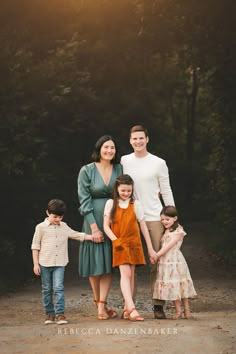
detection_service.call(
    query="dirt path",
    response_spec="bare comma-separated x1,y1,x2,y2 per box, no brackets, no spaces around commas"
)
0,223,236,354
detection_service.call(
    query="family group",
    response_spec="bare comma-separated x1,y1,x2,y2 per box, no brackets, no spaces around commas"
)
31,125,197,325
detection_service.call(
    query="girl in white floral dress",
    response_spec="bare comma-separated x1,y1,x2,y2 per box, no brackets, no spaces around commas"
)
153,206,197,319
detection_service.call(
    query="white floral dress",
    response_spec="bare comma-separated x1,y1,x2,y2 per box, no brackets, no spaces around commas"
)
153,226,197,301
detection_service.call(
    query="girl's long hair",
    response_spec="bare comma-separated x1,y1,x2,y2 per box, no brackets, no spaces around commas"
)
160,205,179,232
110,174,134,222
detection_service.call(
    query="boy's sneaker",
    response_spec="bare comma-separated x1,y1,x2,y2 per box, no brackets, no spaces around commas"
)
153,305,166,319
56,314,68,325
44,314,55,324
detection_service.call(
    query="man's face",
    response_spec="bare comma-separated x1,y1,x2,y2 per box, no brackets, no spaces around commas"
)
130,131,149,153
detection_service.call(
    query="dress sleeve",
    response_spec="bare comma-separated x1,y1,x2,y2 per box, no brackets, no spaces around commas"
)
104,199,113,217
174,225,187,238
117,163,123,175
158,159,175,206
77,165,96,225
134,200,144,222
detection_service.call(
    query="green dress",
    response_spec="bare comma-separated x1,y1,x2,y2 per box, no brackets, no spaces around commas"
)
77,162,123,277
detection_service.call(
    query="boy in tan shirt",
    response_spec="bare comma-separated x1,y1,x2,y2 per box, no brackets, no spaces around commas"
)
31,199,98,325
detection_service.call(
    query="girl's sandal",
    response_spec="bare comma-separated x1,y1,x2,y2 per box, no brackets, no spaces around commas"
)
172,312,182,320
128,308,144,322
121,309,129,320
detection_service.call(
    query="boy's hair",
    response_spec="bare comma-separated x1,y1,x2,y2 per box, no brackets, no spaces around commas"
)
91,135,120,164
110,174,134,222
129,125,148,137
160,205,179,232
47,199,67,216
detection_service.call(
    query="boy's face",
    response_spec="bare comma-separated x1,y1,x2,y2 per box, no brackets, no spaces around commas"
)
46,211,64,225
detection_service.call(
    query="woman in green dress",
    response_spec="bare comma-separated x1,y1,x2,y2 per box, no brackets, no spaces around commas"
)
77,135,123,319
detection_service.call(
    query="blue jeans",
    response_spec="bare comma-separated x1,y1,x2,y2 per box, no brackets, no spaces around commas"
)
40,265,65,316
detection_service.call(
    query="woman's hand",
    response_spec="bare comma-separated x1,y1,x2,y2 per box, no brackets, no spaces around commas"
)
92,230,104,243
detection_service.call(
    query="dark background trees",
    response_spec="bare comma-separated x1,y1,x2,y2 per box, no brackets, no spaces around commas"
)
0,0,235,290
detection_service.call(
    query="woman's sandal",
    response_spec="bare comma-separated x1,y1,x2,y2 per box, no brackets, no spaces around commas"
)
121,309,129,320
96,300,117,320
128,308,144,322
97,300,110,320
102,300,117,319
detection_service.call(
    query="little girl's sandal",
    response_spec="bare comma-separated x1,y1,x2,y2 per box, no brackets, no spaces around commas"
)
184,310,193,319
172,312,182,320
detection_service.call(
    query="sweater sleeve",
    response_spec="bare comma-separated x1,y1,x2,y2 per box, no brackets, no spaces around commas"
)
77,165,96,225
134,200,145,222
158,159,175,206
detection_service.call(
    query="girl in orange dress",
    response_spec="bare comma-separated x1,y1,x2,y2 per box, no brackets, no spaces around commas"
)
103,174,157,321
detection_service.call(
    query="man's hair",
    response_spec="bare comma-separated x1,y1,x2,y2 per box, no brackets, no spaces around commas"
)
47,199,67,216
129,125,148,137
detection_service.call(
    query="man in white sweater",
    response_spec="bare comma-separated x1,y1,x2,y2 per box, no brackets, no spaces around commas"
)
121,125,175,319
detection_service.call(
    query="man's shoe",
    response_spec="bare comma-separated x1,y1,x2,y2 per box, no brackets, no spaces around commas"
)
56,314,68,325
44,314,55,324
153,306,166,320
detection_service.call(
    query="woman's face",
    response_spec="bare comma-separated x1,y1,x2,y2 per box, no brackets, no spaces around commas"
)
100,140,116,161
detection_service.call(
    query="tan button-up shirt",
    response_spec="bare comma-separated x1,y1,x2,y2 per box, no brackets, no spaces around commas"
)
31,218,85,267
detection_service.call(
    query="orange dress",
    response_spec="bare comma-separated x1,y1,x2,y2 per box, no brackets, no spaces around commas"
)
111,201,146,267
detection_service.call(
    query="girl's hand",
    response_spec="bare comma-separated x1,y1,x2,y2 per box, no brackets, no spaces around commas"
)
112,238,123,251
148,249,158,261
149,256,156,264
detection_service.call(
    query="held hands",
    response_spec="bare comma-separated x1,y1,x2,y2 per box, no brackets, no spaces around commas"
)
92,229,104,243
148,249,158,264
